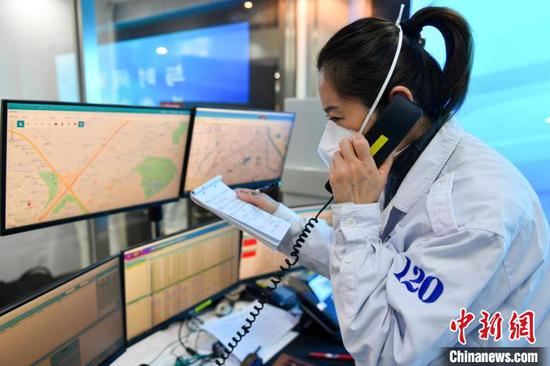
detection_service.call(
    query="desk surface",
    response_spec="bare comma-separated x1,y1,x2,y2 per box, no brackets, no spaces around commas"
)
266,322,348,366
111,302,348,366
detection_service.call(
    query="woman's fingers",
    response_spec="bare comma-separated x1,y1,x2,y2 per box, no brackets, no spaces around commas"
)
235,189,261,204
235,189,278,214
351,133,376,167
331,149,345,174
235,188,253,195
378,153,395,178
339,138,357,161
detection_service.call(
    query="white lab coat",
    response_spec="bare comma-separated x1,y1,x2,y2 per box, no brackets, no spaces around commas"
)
271,119,550,365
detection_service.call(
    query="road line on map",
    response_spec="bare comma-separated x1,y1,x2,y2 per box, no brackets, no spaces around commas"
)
38,121,130,221
7,129,89,215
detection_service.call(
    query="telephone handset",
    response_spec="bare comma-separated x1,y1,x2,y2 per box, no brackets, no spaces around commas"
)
325,94,423,194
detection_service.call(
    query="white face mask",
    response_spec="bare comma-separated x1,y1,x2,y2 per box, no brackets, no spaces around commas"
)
316,4,405,167
317,120,355,166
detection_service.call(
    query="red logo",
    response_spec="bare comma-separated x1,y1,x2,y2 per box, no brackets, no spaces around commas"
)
478,310,503,342
449,308,475,345
509,310,536,344
450,308,537,345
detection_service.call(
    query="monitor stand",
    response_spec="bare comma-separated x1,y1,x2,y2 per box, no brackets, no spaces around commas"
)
263,184,282,202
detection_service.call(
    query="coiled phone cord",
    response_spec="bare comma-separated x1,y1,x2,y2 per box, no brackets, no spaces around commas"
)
214,196,334,365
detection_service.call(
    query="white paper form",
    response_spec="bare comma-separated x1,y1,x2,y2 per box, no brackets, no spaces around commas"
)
201,303,300,362
190,176,291,247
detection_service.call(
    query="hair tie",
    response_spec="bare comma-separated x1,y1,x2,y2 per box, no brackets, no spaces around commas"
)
401,19,422,41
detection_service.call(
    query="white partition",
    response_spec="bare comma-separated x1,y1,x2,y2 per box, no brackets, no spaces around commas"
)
282,97,331,206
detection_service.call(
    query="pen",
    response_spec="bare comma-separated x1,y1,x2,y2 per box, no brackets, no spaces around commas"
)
257,181,281,193
308,352,353,361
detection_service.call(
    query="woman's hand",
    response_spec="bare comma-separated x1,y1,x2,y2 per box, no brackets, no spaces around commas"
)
235,188,279,214
330,133,394,204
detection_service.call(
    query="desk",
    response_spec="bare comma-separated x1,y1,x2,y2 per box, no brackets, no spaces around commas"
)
266,322,348,366
111,302,347,366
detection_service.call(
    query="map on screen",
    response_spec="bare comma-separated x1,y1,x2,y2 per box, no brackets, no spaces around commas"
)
184,108,294,192
3,102,190,232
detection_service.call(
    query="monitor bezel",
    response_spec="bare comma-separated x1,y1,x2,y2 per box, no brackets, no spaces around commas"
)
181,106,296,197
121,219,243,346
237,265,305,285
0,255,127,366
0,99,193,236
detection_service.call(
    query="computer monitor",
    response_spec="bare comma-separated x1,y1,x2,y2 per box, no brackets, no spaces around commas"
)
183,107,295,194
239,204,333,281
0,256,125,366
122,221,241,342
1,100,191,235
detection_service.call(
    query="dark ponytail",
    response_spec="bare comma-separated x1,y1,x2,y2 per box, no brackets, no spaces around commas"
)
404,7,473,122
317,6,473,124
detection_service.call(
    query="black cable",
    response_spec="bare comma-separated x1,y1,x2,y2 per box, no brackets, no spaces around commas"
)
178,318,196,356
213,197,334,365
193,329,204,353
177,315,215,362
193,329,215,363
170,344,181,359
147,316,210,365
147,339,180,365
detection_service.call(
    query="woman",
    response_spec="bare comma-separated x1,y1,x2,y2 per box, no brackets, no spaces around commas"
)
237,6,549,365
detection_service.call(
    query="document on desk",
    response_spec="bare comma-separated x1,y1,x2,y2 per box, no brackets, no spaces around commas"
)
190,175,291,248
201,303,300,362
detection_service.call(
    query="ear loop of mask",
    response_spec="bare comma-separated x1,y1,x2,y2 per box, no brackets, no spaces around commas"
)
358,3,405,135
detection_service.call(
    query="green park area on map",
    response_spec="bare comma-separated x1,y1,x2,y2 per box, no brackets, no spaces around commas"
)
134,156,177,198
53,195,88,214
38,171,58,207
172,123,187,145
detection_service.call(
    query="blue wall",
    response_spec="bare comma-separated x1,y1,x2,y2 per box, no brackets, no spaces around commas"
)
411,0,550,218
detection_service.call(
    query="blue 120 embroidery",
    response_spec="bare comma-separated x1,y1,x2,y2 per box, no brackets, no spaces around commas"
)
393,256,444,303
